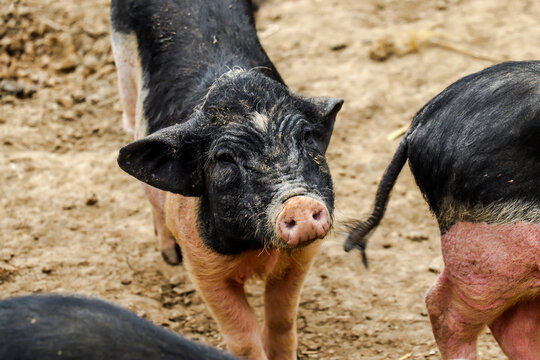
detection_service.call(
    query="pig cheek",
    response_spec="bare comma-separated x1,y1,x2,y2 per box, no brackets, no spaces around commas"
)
302,154,335,209
208,182,262,241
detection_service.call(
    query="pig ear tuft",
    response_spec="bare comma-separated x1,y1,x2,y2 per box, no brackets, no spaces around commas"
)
117,124,204,196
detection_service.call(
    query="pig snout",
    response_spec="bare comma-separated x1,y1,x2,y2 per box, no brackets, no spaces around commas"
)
276,196,331,246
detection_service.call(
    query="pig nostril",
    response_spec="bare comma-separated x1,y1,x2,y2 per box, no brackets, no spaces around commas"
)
312,211,322,221
285,220,296,229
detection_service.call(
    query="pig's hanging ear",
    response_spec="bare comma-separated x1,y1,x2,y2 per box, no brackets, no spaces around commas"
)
308,97,344,152
117,121,204,196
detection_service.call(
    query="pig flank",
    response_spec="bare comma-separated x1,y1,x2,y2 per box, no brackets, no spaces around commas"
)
110,0,342,358
346,61,540,359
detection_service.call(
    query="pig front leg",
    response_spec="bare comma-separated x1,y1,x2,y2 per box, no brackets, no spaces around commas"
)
489,299,540,360
262,242,321,360
196,279,267,360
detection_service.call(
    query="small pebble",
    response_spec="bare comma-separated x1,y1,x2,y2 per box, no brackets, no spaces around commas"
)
428,256,444,274
169,274,183,286
86,194,98,206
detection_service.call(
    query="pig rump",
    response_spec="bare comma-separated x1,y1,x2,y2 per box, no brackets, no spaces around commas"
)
346,60,540,255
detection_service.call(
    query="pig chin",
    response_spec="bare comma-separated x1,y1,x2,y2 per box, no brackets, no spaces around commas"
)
267,233,322,253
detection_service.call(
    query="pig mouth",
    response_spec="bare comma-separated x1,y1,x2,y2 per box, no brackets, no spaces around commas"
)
276,235,323,252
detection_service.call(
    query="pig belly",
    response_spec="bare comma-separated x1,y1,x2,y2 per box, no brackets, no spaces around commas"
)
442,221,540,310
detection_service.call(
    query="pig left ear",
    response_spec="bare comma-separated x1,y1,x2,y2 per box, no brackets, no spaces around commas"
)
117,122,204,196
308,97,344,152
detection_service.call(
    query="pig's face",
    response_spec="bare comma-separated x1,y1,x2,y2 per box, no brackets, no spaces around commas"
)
118,70,342,254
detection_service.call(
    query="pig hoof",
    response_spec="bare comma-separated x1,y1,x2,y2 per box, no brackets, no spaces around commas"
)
161,244,182,265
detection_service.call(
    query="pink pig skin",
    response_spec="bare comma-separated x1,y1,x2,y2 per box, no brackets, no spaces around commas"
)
162,193,321,360
425,221,540,360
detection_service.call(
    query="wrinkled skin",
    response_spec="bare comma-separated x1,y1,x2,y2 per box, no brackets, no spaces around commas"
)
118,70,340,255
426,222,540,360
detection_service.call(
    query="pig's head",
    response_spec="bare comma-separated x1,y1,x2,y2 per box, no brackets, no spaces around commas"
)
118,69,343,254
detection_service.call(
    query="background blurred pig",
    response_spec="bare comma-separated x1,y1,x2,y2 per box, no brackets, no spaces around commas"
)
0,294,238,360
345,61,540,360
110,0,343,359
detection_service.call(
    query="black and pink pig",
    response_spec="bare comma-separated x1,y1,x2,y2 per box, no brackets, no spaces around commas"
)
110,0,343,359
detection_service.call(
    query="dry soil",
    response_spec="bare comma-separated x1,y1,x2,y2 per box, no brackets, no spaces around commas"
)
2,0,540,358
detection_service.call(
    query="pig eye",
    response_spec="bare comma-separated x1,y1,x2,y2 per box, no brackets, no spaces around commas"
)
216,152,237,166
304,130,316,147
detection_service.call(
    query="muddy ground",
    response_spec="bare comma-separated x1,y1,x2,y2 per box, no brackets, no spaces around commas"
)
2,0,539,358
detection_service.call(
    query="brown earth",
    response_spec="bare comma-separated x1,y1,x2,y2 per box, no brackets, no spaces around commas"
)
2,0,539,358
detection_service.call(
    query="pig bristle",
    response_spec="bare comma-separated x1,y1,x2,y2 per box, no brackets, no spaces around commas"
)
437,198,540,233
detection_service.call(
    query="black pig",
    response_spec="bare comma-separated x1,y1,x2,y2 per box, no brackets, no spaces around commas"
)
346,61,540,359
0,294,237,360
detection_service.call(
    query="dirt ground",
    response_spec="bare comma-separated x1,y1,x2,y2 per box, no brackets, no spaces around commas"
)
2,0,539,358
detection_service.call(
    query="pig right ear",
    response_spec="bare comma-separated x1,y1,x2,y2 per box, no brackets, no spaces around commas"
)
117,123,204,196
307,97,344,152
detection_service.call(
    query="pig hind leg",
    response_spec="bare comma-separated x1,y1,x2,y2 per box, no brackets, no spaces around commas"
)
152,207,182,265
113,35,180,264
427,222,540,359
425,271,488,360
111,31,141,137
489,299,540,360
143,185,182,265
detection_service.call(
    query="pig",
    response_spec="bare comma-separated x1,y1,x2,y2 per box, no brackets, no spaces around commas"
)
0,293,237,360
345,61,540,359
110,0,343,359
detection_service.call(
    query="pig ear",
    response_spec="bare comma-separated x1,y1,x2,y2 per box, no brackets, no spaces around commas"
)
308,97,344,151
117,123,204,196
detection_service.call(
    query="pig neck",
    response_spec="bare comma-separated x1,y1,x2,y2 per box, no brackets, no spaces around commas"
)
164,195,285,281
